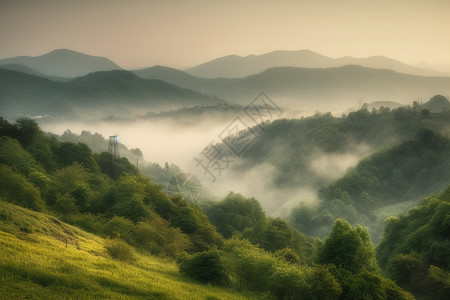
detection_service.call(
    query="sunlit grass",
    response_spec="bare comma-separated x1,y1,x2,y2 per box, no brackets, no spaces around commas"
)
0,201,264,299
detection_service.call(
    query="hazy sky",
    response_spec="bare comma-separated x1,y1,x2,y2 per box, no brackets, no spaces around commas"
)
1,0,449,69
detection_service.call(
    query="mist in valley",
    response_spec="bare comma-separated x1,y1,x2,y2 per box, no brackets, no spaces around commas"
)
38,106,377,219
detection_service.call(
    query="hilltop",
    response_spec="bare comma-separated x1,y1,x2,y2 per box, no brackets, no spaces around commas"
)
0,49,121,78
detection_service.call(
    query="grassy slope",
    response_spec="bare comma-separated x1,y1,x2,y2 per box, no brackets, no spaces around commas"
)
0,201,262,299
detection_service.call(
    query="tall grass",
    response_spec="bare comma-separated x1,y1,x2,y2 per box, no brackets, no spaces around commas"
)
0,201,263,299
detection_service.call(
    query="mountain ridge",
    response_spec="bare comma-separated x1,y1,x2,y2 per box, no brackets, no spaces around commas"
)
0,68,225,119
0,49,122,78
185,49,449,78
135,64,450,110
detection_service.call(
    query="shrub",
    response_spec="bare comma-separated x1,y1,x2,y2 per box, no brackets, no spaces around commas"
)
222,238,278,290
268,264,341,300
103,216,134,241
104,238,136,262
179,250,227,284
0,164,45,211
54,193,78,215
131,216,191,258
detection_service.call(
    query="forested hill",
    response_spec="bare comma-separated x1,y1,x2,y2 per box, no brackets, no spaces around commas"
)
0,117,223,253
216,103,450,243
232,103,450,191
0,117,417,299
289,129,450,243
377,187,450,299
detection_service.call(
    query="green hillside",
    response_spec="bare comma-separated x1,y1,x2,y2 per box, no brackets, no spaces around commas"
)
290,129,450,243
376,187,450,299
233,104,450,191
0,201,257,299
0,117,415,299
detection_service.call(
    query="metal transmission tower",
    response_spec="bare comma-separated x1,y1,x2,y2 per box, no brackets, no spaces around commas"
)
108,136,120,159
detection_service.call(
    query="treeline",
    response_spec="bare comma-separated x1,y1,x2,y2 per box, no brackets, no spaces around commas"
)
55,129,182,185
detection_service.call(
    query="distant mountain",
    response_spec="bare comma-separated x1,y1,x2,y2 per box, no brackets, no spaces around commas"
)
415,62,450,74
135,65,450,111
185,50,449,78
423,94,450,112
0,63,70,81
134,66,203,87
0,49,121,77
0,69,225,120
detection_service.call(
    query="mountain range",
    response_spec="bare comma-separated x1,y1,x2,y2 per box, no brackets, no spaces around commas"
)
0,49,121,78
2,48,450,118
184,50,450,78
0,69,224,120
135,65,450,111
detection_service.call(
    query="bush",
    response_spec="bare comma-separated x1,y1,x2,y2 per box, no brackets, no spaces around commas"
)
103,216,134,241
132,216,191,258
104,238,136,262
222,238,278,290
268,264,341,300
179,250,228,284
54,193,78,215
268,264,306,299
0,164,45,211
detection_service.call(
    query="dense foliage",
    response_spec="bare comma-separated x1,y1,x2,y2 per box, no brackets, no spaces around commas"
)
55,129,183,184
317,220,414,300
203,192,316,264
377,186,450,299
0,117,222,257
289,128,450,243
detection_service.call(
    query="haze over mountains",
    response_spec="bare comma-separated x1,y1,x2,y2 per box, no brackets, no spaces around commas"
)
0,69,224,120
0,49,121,78
2,48,450,120
135,65,450,110
185,49,450,78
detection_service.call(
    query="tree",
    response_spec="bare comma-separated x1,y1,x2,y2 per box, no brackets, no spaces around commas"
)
71,184,92,212
15,118,40,148
205,192,266,238
317,219,380,274
54,142,98,171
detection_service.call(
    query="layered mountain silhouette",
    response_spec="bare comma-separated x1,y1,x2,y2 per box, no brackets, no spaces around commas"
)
0,69,224,119
0,49,121,77
135,65,450,111
0,63,70,81
2,48,450,117
185,50,449,78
